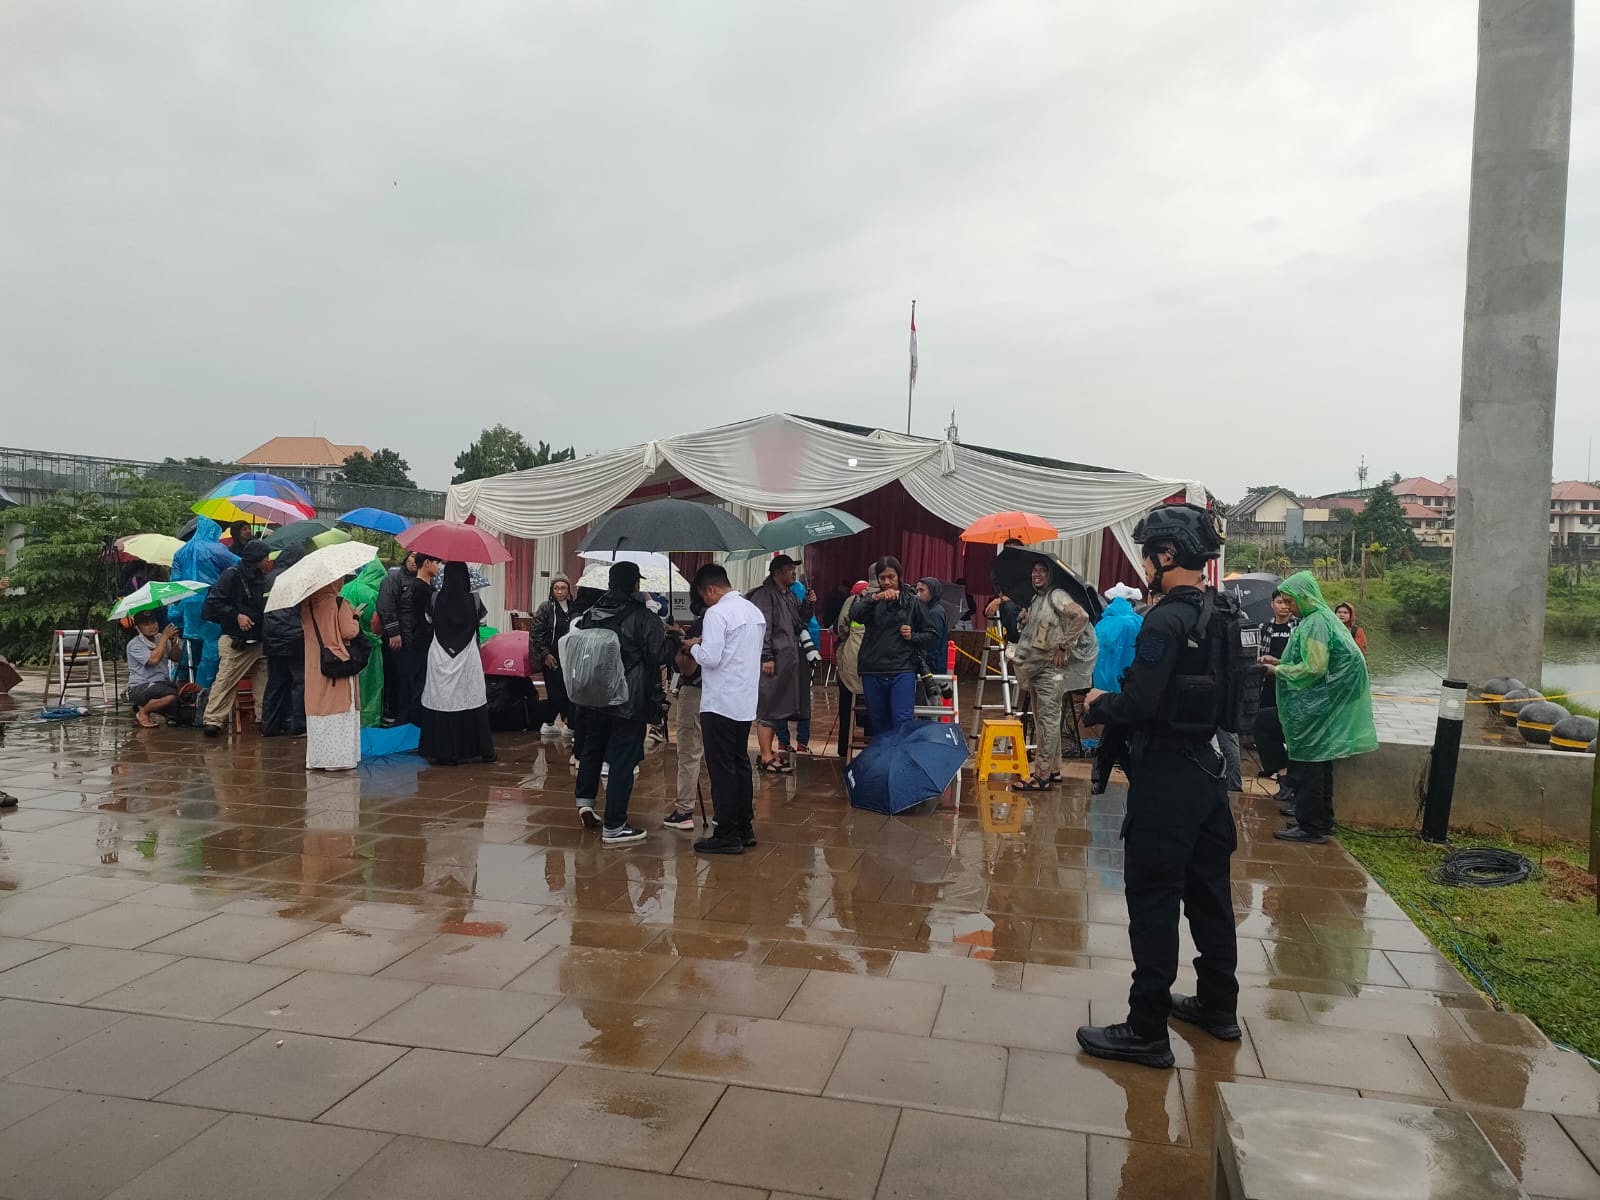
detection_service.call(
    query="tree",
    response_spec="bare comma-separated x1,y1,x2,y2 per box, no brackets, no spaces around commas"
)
0,473,196,663
1355,482,1418,556
339,449,417,489
451,426,574,484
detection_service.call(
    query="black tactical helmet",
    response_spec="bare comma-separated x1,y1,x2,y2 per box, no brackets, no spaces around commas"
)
1133,502,1223,566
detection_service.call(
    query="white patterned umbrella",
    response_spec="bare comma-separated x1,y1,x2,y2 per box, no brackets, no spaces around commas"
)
265,542,378,611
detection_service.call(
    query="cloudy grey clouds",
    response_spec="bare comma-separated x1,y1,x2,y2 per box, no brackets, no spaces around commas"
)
2,1,1596,501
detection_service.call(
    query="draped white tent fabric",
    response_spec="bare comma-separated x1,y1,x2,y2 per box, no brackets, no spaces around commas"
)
446,414,1208,622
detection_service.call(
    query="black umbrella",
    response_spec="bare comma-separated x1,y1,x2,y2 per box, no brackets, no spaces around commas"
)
578,498,764,555
1221,573,1281,626
991,547,1103,620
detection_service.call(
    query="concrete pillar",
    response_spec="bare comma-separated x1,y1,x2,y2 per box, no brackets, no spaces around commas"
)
1447,0,1574,690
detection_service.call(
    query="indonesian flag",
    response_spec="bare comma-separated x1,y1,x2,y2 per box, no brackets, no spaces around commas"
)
909,301,918,389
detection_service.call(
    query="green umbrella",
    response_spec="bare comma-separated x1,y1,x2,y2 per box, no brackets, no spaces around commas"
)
109,580,210,620
262,520,352,551
728,507,870,560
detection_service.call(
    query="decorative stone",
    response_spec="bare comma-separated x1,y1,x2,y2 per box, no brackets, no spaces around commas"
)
1498,688,1543,726
1515,700,1570,745
1480,676,1524,703
1549,715,1598,752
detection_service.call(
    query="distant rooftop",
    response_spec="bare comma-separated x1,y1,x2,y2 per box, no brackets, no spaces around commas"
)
239,436,372,468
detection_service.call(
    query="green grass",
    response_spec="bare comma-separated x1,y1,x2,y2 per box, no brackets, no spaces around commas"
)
1340,827,1600,1060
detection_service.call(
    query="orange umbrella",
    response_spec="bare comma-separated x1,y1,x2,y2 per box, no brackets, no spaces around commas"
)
960,511,1059,545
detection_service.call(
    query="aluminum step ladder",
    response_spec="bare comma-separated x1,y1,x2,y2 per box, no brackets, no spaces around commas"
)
49,629,110,708
968,619,1019,739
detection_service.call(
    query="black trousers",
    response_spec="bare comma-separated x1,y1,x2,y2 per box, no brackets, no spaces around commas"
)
381,643,404,722
1122,743,1238,1037
836,683,856,758
261,654,305,737
543,668,572,727
1289,759,1335,836
1253,705,1289,776
701,711,754,831
402,644,429,725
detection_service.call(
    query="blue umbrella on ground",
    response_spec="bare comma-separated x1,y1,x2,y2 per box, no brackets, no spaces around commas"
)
339,507,411,536
846,722,970,815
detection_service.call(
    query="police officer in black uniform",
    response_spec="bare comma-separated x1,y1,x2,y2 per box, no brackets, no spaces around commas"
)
1075,502,1240,1069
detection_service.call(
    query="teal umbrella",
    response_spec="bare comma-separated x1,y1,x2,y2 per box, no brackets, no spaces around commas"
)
729,507,870,560
262,519,350,551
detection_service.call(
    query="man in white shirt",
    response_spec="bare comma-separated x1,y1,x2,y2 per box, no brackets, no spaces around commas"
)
682,563,766,855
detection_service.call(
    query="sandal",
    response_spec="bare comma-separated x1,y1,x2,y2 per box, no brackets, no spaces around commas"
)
135,712,158,729
1010,776,1053,792
759,758,793,774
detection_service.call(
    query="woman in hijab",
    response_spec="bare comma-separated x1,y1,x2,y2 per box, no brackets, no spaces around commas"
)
1333,603,1368,655
301,581,362,771
418,561,496,765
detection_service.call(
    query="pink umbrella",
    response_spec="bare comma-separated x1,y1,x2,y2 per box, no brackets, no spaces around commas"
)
397,519,512,565
479,631,530,678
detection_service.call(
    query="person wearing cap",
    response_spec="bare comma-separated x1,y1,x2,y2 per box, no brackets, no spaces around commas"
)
199,539,274,735
746,553,813,773
1094,583,1144,695
572,560,678,845
1077,502,1238,1071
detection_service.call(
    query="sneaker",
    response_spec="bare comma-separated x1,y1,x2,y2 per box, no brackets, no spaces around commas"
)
793,744,811,755
559,725,574,739
1274,826,1330,844
740,824,758,848
1279,803,1297,818
694,830,745,855
1075,1023,1174,1069
663,809,696,831
1169,994,1242,1041
578,805,602,831
601,762,609,778
540,723,560,735
0,792,17,809
602,824,647,845
647,725,667,744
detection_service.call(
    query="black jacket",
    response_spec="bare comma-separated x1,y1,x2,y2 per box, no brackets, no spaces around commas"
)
850,588,934,677
263,609,304,657
399,572,434,648
530,596,576,667
376,563,417,640
576,589,677,723
203,563,268,648
1085,586,1211,738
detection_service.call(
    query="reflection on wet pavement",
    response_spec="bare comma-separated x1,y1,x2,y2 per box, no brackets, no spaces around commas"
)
0,707,1596,1198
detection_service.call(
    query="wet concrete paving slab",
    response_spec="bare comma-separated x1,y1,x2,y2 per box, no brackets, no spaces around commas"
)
0,701,1595,1198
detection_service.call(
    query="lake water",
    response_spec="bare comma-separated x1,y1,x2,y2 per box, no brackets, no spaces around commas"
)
1366,627,1600,699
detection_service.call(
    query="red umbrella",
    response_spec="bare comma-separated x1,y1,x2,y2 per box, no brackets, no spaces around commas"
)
479,631,530,678
397,519,512,565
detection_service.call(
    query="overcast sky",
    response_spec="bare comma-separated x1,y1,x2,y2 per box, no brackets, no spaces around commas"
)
3,2,1597,502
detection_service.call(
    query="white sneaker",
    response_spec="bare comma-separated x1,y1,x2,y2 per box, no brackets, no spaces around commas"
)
601,763,609,778
559,725,574,739
540,723,560,735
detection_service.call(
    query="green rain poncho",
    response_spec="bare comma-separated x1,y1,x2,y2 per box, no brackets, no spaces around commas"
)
1274,571,1379,762
340,559,388,728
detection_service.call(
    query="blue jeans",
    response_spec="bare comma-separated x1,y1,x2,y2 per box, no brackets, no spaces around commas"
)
774,718,812,748
863,673,915,736
575,710,647,828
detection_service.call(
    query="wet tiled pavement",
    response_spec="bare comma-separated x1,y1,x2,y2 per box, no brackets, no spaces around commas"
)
0,692,1597,1199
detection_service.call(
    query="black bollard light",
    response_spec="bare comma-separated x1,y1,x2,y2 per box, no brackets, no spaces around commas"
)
1420,678,1470,843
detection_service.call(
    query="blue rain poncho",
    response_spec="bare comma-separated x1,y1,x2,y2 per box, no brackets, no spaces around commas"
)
1092,596,1143,692
168,517,236,688
1274,571,1378,762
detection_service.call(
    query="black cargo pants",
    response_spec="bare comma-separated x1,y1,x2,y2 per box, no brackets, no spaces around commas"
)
1120,739,1239,1038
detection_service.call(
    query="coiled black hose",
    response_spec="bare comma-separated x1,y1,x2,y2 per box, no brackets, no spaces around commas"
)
1432,848,1534,888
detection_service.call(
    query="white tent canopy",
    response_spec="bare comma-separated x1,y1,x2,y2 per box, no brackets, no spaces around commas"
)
447,414,1207,571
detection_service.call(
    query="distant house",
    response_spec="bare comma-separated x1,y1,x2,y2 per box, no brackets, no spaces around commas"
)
1550,481,1600,548
1227,488,1301,547
238,437,373,484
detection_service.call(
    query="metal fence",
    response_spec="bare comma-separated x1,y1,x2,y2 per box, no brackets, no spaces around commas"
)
0,447,446,520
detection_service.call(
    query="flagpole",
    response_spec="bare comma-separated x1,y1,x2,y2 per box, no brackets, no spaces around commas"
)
906,300,917,434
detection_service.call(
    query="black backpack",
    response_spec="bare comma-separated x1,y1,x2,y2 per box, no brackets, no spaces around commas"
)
1163,589,1267,736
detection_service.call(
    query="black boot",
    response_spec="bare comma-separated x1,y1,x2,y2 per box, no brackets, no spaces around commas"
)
740,823,758,848
694,827,745,855
1075,1022,1174,1069
1170,994,1241,1041
1273,826,1329,844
